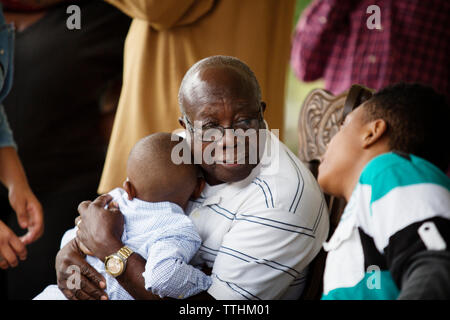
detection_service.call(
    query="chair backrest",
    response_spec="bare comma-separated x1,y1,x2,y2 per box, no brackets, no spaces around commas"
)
298,84,373,300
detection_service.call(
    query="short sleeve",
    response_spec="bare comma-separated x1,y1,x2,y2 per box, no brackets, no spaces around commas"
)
208,207,329,300
0,105,16,149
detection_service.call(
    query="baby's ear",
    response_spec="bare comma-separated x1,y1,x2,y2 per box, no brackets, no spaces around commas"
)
191,177,205,200
123,180,136,200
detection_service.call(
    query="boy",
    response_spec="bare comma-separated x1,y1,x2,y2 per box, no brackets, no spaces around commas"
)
318,83,450,299
35,132,211,299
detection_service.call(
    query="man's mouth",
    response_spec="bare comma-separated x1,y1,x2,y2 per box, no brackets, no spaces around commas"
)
218,163,242,168
215,153,248,166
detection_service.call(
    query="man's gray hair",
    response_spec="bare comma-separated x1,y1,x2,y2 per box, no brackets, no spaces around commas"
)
178,55,262,111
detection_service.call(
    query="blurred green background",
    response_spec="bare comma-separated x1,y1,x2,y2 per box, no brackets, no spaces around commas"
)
283,0,324,154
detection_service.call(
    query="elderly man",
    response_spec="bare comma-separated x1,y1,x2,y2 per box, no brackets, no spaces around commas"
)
55,56,329,300
99,0,296,194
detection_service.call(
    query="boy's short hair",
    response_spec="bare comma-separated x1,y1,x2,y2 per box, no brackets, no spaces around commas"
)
363,82,449,171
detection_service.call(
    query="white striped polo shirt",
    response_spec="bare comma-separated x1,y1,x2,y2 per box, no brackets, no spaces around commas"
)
186,130,329,300
322,152,450,299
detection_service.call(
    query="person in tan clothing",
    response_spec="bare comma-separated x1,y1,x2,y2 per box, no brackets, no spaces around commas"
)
100,0,295,193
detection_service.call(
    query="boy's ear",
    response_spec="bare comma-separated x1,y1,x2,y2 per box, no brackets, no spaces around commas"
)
191,177,205,200
362,119,388,149
123,180,136,201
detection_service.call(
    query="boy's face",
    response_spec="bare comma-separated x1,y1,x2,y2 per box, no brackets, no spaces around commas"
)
317,105,368,197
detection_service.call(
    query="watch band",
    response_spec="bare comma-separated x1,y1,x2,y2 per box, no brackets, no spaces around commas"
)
117,246,134,260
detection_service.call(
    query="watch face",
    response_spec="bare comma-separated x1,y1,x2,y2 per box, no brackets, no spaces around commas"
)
106,256,123,275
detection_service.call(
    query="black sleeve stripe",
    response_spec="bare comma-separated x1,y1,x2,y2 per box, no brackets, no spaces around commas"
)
358,227,387,270
384,216,450,287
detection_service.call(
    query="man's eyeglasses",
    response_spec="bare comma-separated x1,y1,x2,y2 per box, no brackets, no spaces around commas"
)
183,108,264,142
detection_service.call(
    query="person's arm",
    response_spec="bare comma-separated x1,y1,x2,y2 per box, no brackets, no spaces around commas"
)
55,238,108,300
382,217,450,300
0,146,44,245
290,0,355,82
0,15,43,267
104,0,214,30
397,250,450,300
0,105,43,245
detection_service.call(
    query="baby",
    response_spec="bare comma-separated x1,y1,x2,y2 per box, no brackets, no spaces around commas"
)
35,132,211,300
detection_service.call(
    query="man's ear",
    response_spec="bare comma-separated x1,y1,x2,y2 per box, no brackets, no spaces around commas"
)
179,117,186,129
260,101,267,113
362,119,388,149
191,177,205,200
123,180,136,200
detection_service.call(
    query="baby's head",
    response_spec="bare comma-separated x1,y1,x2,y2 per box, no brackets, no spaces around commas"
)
123,132,202,210
318,82,449,199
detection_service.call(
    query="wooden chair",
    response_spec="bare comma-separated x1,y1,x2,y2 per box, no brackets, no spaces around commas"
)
298,84,374,300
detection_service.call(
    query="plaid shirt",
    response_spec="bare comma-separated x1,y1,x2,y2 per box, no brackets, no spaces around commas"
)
291,0,450,100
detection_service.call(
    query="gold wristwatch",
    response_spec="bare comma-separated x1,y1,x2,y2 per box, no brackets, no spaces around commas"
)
104,246,134,277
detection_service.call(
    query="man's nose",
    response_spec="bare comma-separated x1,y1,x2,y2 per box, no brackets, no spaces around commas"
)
219,128,237,148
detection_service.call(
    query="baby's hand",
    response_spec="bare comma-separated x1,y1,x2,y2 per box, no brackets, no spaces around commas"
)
107,201,119,211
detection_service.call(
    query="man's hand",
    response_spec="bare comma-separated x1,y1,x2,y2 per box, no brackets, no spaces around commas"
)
8,184,44,245
76,194,124,261
0,220,27,269
73,216,93,255
55,238,108,300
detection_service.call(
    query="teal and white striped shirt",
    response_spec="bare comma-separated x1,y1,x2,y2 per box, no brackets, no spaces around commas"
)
322,152,450,300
